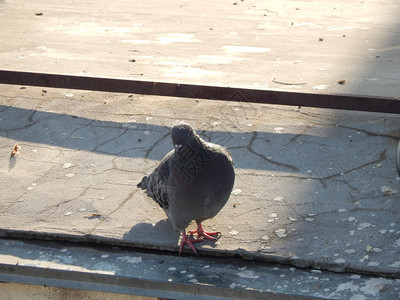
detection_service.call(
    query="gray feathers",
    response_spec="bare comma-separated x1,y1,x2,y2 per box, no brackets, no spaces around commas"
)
137,150,174,210
137,123,235,232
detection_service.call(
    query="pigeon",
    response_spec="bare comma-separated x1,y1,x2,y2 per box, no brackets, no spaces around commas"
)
137,122,235,255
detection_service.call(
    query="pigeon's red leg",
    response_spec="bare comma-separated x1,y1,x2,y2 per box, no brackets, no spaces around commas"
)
189,221,221,241
179,231,202,255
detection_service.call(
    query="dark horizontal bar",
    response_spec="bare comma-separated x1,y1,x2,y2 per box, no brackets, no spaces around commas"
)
0,70,399,114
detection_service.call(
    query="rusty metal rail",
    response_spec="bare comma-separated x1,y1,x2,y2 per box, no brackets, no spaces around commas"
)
0,70,399,114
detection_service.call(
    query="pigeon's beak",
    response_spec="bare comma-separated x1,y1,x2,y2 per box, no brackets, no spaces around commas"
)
174,144,182,154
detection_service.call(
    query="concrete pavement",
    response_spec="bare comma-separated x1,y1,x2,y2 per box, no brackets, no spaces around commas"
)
0,0,400,298
1,0,400,97
0,84,399,279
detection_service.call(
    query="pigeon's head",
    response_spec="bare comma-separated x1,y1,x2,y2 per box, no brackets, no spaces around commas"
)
171,123,195,152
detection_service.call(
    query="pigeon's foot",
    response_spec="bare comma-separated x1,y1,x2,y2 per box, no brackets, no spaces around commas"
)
189,222,221,241
179,231,202,255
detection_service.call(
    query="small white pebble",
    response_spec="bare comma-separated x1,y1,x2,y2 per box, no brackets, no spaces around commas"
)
357,222,371,230
231,189,242,196
381,186,398,196
168,267,176,271
389,261,400,267
64,212,72,216
345,249,356,254
275,229,287,238
313,85,329,90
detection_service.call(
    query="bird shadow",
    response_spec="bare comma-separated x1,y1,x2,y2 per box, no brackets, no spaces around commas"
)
0,104,316,173
122,219,180,250
122,218,222,253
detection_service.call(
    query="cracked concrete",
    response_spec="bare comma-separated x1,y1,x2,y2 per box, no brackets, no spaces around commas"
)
0,84,399,279
1,1,400,297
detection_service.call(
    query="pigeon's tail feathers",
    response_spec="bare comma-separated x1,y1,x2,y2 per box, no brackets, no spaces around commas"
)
137,176,149,189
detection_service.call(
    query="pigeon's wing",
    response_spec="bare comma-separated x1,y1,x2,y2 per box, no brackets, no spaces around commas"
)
137,150,175,210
